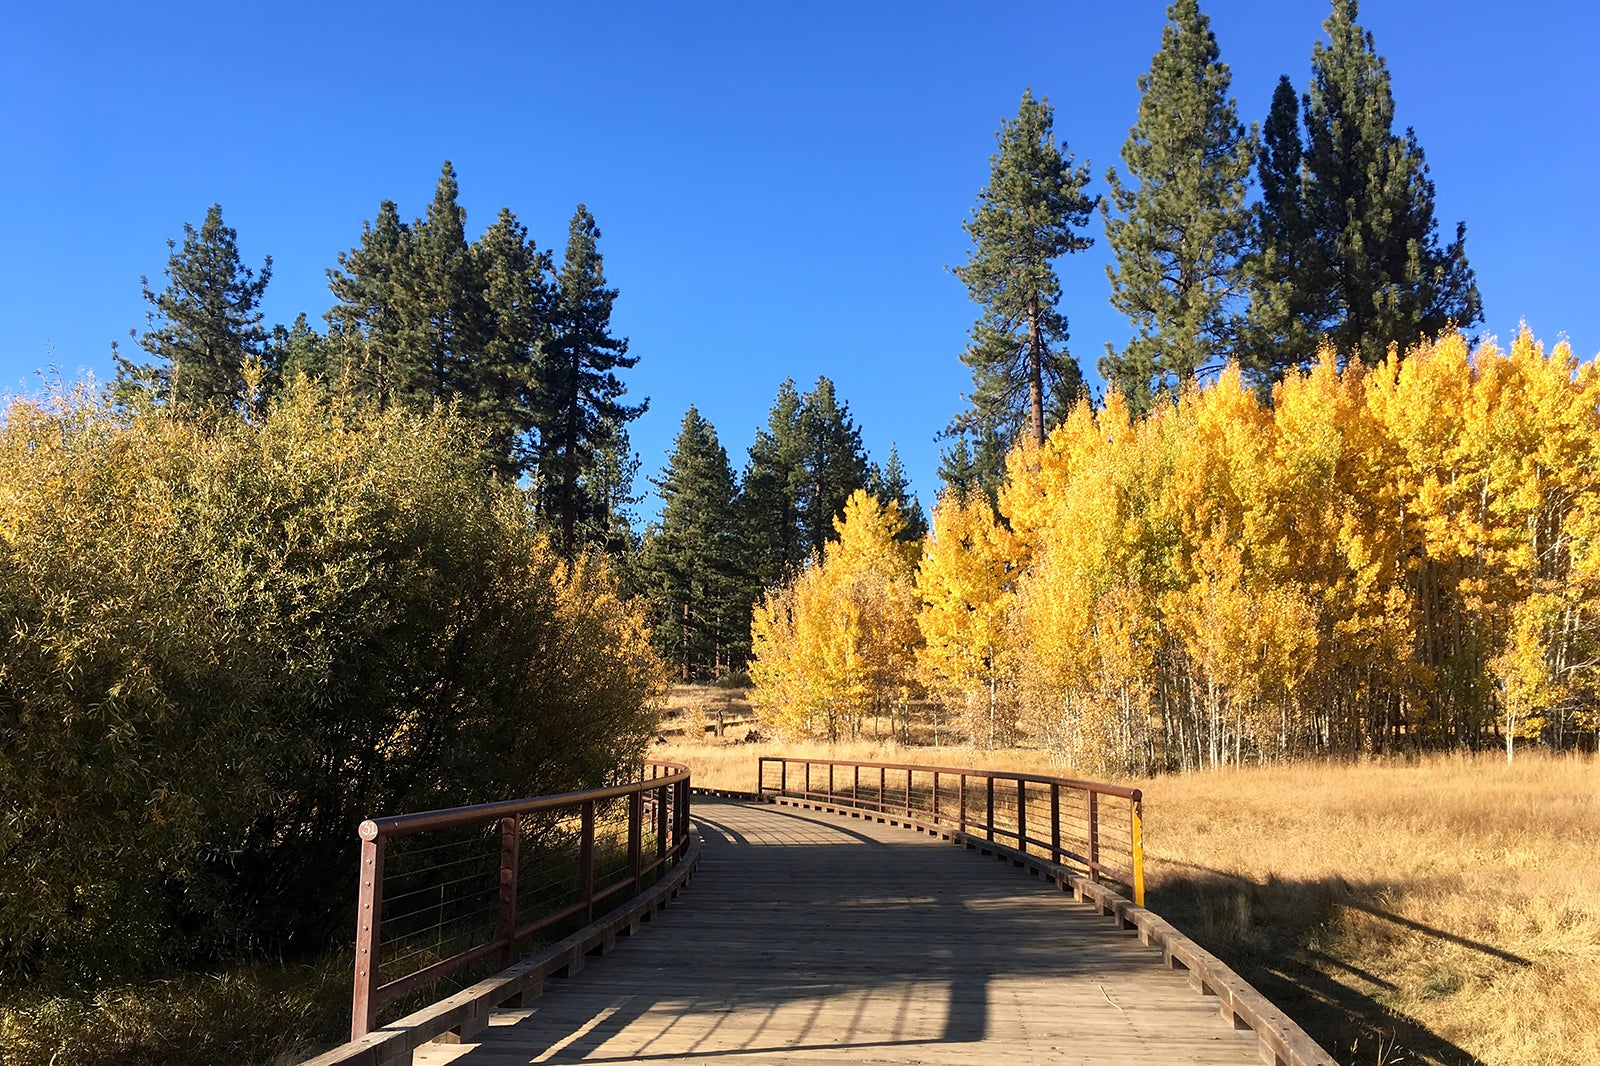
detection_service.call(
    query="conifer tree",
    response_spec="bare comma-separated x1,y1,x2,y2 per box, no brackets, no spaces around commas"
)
326,199,413,407
1101,0,1253,412
405,161,488,402
952,90,1096,456
474,207,553,479
1299,0,1481,363
868,445,928,545
638,408,744,680
115,204,272,415
1240,77,1324,380
739,378,809,593
537,205,646,560
796,376,870,558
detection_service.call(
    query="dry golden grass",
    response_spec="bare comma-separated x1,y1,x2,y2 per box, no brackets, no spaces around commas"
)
657,698,1599,1066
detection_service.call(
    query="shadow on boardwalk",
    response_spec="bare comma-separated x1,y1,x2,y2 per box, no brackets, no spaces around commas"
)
419,798,1263,1065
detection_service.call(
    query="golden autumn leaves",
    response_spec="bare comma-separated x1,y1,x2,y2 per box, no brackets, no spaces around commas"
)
750,331,1600,771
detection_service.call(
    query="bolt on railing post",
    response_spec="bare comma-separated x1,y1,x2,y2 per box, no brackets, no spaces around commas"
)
985,776,995,843
580,800,596,922
1050,783,1061,864
496,816,520,966
1131,792,1145,907
628,790,643,893
350,831,385,1041
1088,790,1100,884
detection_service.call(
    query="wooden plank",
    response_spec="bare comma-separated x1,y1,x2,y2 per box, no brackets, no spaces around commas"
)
404,799,1267,1065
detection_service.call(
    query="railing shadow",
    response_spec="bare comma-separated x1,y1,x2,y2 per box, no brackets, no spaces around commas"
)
1155,862,1500,1066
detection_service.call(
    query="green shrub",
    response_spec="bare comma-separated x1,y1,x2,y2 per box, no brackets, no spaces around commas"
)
0,378,664,984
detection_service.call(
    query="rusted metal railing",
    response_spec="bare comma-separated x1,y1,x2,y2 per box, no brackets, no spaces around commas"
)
757,756,1143,906
349,761,691,1040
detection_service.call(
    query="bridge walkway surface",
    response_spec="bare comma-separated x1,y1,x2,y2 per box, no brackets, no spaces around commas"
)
412,797,1261,1065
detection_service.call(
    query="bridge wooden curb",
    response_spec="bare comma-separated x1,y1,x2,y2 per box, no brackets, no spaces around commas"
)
299,834,703,1066
768,793,1336,1066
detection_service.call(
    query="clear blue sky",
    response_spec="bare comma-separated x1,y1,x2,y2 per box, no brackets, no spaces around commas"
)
4,1,1595,521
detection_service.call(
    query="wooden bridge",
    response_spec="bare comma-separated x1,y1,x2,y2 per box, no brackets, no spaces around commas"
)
307,759,1334,1066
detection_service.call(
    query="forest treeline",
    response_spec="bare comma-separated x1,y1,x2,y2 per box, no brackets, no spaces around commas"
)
752,333,1600,771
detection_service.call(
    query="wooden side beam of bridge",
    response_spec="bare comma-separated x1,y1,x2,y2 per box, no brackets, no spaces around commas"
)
408,797,1292,1066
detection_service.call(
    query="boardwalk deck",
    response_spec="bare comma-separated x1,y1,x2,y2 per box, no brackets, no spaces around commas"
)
414,797,1261,1065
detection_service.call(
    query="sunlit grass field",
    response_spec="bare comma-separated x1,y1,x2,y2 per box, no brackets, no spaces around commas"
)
659,695,1600,1066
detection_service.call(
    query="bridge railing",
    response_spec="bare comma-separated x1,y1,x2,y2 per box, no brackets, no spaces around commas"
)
757,756,1143,906
348,760,691,1040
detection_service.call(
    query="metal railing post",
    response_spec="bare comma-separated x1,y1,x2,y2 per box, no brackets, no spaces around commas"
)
628,791,643,892
1131,792,1145,907
985,776,995,843
656,782,669,864
932,771,940,823
580,800,596,922
1050,783,1061,864
958,774,967,833
1016,778,1027,853
350,831,385,1040
496,816,520,966
780,758,788,796
1088,791,1100,884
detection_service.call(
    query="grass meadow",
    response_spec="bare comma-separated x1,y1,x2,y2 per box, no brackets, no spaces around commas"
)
658,689,1600,1066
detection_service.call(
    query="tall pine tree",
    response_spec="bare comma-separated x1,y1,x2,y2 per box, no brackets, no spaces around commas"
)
638,408,745,680
115,204,272,415
325,199,413,407
868,445,928,545
1101,0,1254,412
739,378,809,594
1298,0,1481,364
796,377,870,559
537,205,646,560
951,90,1096,462
474,206,553,479
1240,76,1324,381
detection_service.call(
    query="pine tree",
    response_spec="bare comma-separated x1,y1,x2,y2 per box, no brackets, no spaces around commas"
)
404,161,488,403
952,90,1096,457
796,376,869,558
868,445,928,544
537,205,646,560
1240,77,1324,381
326,200,413,407
1299,0,1481,363
637,408,744,680
1101,0,1254,412
739,378,809,593
936,418,1009,508
115,204,272,415
474,206,553,480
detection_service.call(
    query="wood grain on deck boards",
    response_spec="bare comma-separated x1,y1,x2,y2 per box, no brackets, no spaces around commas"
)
415,798,1260,1065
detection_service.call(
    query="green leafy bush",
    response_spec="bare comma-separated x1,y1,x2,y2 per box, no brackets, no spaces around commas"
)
0,378,664,985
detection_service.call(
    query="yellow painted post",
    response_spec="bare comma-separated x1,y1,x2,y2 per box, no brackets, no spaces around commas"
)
1130,792,1145,908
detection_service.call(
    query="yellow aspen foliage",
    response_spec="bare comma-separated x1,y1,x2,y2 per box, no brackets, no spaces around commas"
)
961,330,1600,766
750,491,921,741
916,490,1017,746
